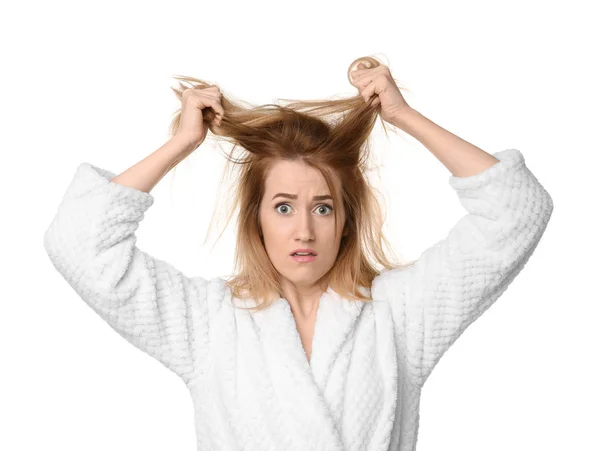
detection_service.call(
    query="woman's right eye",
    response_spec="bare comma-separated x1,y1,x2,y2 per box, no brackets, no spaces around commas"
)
275,203,291,214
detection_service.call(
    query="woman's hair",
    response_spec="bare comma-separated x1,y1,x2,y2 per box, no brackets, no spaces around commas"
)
167,55,417,312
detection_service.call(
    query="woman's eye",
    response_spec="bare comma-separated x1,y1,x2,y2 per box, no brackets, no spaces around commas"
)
275,203,333,215
316,204,334,215
276,204,291,214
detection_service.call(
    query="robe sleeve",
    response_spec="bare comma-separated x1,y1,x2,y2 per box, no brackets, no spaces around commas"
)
43,162,209,383
371,148,554,386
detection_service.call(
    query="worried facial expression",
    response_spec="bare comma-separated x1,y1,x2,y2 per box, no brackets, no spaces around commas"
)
258,160,347,289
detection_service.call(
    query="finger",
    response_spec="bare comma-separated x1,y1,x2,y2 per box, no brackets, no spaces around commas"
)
213,94,225,116
352,75,369,89
191,89,219,101
354,73,376,89
197,87,220,96
210,99,225,120
197,91,224,116
350,70,366,81
361,81,377,103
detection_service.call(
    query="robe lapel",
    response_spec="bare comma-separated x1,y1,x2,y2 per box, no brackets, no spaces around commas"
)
249,287,366,451
310,286,366,391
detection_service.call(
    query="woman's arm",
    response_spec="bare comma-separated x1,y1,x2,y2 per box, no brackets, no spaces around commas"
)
44,140,212,384
372,147,553,386
390,107,501,177
371,108,554,386
110,133,198,193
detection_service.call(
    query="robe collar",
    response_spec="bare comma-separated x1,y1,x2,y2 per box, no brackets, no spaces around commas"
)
252,285,367,381
242,285,368,450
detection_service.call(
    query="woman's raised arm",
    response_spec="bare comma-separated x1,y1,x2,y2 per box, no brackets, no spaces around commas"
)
43,136,213,384
372,148,553,386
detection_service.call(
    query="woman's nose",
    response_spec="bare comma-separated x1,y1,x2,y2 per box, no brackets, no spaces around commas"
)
295,211,315,241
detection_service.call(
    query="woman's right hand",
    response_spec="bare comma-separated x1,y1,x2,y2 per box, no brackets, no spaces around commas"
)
175,85,225,148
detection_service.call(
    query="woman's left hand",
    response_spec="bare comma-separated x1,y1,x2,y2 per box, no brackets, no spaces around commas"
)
350,62,411,124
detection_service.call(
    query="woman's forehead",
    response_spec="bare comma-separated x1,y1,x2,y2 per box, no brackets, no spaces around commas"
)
264,160,338,194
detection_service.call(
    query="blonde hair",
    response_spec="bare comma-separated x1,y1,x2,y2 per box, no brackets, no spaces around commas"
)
168,55,417,312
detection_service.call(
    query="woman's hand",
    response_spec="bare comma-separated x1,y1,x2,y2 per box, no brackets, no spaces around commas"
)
349,61,411,124
175,85,225,148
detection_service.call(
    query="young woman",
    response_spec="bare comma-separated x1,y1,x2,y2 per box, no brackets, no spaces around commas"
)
44,56,553,451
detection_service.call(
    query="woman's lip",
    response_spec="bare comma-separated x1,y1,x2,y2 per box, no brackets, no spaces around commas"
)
291,254,317,262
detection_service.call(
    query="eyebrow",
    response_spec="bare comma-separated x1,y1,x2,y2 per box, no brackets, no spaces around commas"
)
271,193,333,201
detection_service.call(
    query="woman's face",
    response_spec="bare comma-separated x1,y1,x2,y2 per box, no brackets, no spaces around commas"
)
258,160,346,290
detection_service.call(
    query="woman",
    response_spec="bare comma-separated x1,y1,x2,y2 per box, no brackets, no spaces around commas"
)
43,56,553,451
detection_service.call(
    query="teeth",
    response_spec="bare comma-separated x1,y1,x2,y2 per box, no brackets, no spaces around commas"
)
293,252,313,256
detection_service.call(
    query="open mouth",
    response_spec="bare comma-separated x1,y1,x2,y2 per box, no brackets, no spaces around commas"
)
291,253,317,262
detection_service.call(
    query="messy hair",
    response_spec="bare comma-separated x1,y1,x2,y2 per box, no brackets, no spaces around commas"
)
167,55,417,312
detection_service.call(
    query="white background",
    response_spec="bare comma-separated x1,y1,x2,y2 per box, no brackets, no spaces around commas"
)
1,0,597,450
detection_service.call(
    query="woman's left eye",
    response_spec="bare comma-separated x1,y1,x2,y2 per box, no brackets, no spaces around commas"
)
275,203,333,215
316,204,334,215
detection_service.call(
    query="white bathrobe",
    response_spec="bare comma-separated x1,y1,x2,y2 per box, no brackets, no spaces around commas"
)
43,148,553,451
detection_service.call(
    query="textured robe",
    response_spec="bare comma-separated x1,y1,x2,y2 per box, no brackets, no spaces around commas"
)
43,148,553,451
